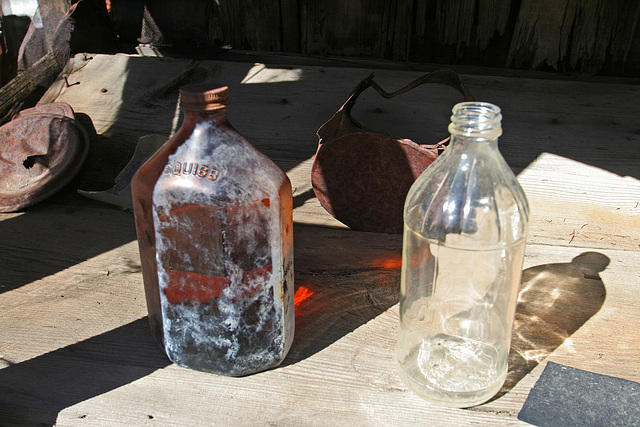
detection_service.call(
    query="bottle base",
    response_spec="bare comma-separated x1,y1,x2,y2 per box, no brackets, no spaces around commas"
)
396,361,505,408
168,351,286,377
395,334,507,408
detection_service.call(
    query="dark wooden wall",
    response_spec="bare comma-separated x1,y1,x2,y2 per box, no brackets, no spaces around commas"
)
5,0,640,78
201,0,640,76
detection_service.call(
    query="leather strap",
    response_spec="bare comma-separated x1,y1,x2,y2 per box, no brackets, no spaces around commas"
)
317,69,474,148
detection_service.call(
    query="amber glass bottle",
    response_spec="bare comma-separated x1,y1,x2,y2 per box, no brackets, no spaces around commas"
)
131,83,294,376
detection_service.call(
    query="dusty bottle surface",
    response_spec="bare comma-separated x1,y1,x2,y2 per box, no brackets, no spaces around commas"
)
131,83,294,376
396,102,529,407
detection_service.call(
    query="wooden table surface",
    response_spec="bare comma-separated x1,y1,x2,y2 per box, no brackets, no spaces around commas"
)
1,54,639,426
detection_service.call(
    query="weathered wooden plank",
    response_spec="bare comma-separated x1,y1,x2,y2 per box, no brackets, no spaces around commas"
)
375,0,414,61
213,0,288,52
45,55,640,248
1,226,637,425
0,203,137,296
1,55,637,425
518,153,640,250
287,153,640,251
435,0,476,56
301,0,415,60
0,51,61,123
475,0,512,50
49,54,640,178
507,0,640,73
471,244,640,415
279,0,300,52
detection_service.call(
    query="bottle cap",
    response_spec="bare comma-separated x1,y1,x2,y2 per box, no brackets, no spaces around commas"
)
179,83,230,112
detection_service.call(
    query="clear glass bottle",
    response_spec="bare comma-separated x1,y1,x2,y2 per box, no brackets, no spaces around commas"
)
131,83,294,376
396,102,529,407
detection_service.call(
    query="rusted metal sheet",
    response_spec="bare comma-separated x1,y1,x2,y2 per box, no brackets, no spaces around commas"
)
0,103,89,212
312,70,473,234
11,102,75,120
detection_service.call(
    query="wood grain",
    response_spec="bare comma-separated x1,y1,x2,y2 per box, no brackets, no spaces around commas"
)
0,52,61,123
301,0,414,60
507,0,640,73
202,0,640,74
0,55,638,425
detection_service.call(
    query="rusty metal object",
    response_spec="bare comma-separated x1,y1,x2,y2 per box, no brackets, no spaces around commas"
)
312,70,473,234
12,102,76,121
0,103,89,212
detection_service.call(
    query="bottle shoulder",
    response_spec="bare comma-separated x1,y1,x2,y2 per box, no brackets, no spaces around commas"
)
149,121,289,205
404,148,529,244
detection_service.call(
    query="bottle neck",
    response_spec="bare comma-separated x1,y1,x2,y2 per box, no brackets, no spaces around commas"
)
182,108,228,123
448,102,502,150
449,134,499,151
